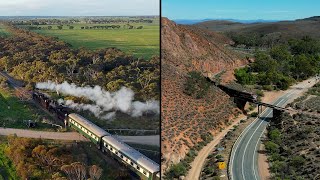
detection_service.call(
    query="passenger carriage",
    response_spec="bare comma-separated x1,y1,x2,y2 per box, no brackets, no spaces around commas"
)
102,136,160,180
67,113,110,148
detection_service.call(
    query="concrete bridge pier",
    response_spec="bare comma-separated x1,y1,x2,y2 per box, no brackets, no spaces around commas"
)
233,97,248,113
257,104,263,117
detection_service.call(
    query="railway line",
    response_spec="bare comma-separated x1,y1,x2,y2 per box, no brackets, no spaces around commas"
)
0,71,160,180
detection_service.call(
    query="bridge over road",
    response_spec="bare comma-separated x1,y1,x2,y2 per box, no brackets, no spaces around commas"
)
229,77,317,180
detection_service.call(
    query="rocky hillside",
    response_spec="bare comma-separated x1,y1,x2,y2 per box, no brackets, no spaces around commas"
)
161,18,248,172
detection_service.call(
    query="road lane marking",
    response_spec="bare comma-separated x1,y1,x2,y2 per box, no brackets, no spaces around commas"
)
241,99,284,180
252,99,287,180
229,108,269,179
230,80,312,180
230,98,284,179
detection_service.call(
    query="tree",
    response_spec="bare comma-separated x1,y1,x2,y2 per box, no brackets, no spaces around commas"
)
48,26,52,30
57,25,63,30
234,67,255,85
292,54,316,80
61,162,87,180
290,156,306,168
270,160,286,173
89,165,103,180
265,141,280,154
0,56,13,71
184,71,210,99
69,26,74,30
166,162,187,179
269,129,281,144
270,45,291,62
251,52,278,73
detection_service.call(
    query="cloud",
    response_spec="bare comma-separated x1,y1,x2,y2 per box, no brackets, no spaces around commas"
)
0,0,159,16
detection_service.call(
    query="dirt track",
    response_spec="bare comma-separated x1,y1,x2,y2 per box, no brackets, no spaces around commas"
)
0,127,88,141
186,114,246,180
0,128,160,146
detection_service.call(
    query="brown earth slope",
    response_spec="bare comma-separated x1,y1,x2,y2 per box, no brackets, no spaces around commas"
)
161,18,248,172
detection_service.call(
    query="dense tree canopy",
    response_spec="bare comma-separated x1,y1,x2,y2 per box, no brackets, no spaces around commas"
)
0,23,159,100
235,37,320,90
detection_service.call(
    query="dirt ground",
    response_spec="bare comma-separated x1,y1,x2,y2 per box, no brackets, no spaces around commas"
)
258,132,271,180
186,114,248,180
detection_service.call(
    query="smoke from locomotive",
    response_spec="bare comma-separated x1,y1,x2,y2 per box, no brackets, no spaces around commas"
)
36,81,159,119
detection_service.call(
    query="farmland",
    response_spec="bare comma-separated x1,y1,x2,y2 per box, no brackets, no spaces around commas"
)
0,24,10,37
21,22,159,59
0,85,57,130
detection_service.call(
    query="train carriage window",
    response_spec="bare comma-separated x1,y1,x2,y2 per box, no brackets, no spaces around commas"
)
120,155,123,158
130,162,134,166
143,171,147,175
137,166,140,170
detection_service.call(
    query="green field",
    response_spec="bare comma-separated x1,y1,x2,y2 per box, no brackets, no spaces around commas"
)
0,143,19,179
0,87,57,130
0,24,10,37
25,23,159,59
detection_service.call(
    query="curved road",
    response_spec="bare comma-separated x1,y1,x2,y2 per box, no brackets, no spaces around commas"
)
230,78,317,180
0,127,160,146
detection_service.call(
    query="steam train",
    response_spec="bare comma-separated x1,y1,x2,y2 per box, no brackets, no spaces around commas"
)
32,91,160,180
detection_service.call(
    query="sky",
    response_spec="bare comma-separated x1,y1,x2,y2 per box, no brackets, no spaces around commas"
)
162,0,320,20
0,0,159,16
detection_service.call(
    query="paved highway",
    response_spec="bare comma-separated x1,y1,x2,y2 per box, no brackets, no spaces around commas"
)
229,77,317,180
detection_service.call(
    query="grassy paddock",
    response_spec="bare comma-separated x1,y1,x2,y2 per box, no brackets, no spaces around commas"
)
0,24,10,37
21,23,159,59
0,87,58,130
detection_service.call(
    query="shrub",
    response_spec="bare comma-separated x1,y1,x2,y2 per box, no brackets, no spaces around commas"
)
250,112,258,117
265,141,280,154
290,156,306,168
234,67,256,85
183,71,210,99
269,129,281,144
256,90,264,97
262,85,274,91
166,162,187,179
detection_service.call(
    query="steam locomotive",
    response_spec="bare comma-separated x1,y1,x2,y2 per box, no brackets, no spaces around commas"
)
32,91,160,180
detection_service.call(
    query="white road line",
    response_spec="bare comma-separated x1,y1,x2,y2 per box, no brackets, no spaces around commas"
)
229,108,268,179
230,98,285,179
252,99,286,180
241,99,284,180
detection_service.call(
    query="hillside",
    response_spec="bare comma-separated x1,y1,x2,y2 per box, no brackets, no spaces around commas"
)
195,16,320,39
161,18,248,172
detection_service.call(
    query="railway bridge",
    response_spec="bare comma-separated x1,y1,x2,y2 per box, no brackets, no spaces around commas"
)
207,77,287,120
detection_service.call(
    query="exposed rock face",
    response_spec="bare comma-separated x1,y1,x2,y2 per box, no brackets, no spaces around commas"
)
161,17,249,173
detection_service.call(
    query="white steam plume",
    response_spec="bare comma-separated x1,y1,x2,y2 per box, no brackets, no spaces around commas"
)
36,81,159,119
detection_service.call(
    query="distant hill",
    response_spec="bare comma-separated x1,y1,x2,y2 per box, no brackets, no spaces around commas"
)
174,18,279,25
194,16,320,39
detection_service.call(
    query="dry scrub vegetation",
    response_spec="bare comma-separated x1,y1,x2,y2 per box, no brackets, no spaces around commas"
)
266,82,320,179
